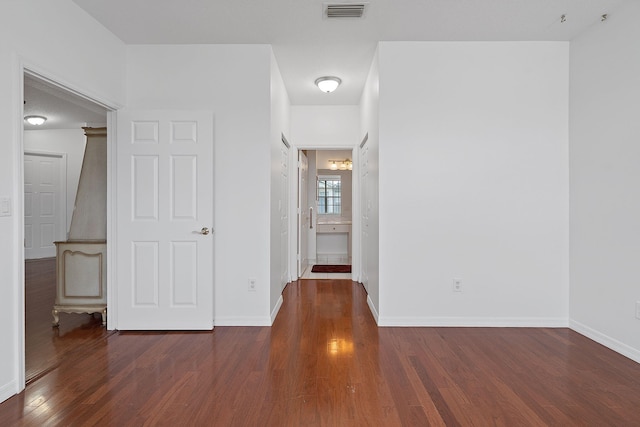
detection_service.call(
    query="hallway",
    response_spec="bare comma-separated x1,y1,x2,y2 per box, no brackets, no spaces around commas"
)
3,278,640,425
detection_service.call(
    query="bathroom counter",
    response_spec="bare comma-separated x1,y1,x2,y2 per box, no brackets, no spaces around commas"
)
316,223,351,233
316,221,351,262
317,219,352,226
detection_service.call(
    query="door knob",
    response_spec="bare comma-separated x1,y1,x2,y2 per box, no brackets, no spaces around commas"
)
200,227,210,235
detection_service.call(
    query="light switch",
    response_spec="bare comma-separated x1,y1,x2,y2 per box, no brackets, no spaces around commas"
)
0,197,11,217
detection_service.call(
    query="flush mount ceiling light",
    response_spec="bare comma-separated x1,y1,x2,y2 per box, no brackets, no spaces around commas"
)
315,76,342,93
24,115,47,126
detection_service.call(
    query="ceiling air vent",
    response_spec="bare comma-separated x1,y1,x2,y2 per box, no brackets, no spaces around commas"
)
325,3,367,19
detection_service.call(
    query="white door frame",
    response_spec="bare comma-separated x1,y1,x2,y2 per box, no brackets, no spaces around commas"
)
289,145,360,283
13,61,120,392
297,150,309,277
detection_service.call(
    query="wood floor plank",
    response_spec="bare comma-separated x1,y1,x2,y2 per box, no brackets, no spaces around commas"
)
2,277,640,426
25,258,112,383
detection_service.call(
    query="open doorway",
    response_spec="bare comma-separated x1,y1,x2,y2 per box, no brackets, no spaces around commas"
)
23,72,112,383
296,149,354,280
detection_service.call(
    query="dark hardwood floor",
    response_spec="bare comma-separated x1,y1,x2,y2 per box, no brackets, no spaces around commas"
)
25,258,112,383
4,277,640,425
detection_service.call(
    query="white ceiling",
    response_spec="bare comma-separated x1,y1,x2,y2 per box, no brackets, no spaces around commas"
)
72,0,626,106
25,0,627,129
24,74,107,130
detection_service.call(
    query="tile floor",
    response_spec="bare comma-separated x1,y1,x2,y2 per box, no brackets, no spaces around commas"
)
299,258,352,280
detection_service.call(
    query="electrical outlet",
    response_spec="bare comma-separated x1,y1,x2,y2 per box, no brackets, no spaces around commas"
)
248,278,257,292
636,301,640,319
453,278,462,292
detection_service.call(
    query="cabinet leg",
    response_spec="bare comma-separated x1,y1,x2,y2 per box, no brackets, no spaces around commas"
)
101,308,107,326
52,309,60,327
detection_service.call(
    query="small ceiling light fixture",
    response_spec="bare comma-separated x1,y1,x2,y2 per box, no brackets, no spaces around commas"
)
24,115,47,126
315,76,342,93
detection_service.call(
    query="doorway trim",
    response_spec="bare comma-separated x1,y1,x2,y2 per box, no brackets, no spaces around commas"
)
13,59,120,393
289,145,360,283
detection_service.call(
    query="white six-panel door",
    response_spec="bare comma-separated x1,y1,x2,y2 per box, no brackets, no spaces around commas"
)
280,139,290,290
24,153,65,259
360,141,369,291
116,110,214,330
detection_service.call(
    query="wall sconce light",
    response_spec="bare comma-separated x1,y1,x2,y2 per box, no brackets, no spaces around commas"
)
329,159,352,171
315,76,342,93
24,115,47,126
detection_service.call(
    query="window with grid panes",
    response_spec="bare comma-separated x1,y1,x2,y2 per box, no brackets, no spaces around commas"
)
317,176,341,215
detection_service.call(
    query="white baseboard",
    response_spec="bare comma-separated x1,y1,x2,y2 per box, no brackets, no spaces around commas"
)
214,316,273,327
271,295,283,325
570,319,640,364
377,316,569,328
214,294,284,327
0,380,18,404
367,295,379,324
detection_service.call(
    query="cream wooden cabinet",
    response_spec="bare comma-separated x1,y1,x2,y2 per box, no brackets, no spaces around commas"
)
53,241,107,325
52,127,108,326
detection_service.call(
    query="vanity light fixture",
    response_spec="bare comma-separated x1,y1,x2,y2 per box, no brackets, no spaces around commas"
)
329,159,352,170
315,76,342,93
24,115,47,126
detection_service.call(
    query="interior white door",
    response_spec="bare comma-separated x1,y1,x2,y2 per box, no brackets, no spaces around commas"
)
360,142,369,291
24,153,65,259
280,139,290,290
116,110,214,330
297,150,309,277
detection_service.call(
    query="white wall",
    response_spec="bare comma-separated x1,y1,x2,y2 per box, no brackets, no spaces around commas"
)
316,149,353,221
377,42,569,326
359,49,381,319
270,51,291,321
0,0,125,403
316,149,353,170
126,44,273,326
316,168,353,221
569,1,640,362
24,129,87,233
290,106,360,147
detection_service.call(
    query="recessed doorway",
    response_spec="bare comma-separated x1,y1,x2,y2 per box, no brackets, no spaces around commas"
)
295,149,355,280
23,72,113,383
